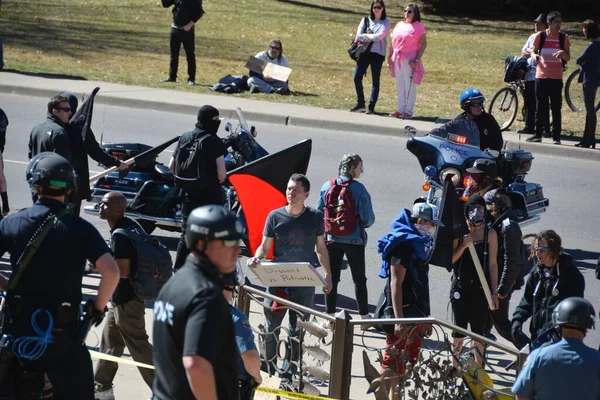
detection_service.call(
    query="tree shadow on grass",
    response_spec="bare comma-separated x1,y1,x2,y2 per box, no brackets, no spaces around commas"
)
276,0,364,16
1,68,87,81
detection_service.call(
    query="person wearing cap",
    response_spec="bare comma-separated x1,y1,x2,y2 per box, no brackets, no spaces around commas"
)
512,297,600,400
463,158,501,199
483,188,524,346
0,153,120,399
450,194,499,367
511,230,585,350
152,205,242,400
58,91,128,216
28,95,73,162
246,173,332,377
519,14,549,135
169,105,228,271
376,201,442,399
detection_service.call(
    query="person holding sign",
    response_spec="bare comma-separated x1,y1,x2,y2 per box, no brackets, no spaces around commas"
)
247,39,290,94
450,194,499,367
247,173,332,376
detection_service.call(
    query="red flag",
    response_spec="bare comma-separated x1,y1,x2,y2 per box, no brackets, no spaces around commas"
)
228,139,312,256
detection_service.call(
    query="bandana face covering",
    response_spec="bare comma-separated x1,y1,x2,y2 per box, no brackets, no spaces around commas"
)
415,223,436,237
468,205,485,224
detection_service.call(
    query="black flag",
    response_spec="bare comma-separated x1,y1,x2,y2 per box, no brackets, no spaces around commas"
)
70,87,100,143
428,176,468,271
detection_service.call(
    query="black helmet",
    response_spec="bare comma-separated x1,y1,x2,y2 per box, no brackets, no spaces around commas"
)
26,152,77,192
467,158,498,177
552,297,596,331
184,205,245,250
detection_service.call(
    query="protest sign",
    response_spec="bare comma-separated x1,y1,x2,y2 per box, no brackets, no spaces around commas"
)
245,56,292,82
249,262,326,287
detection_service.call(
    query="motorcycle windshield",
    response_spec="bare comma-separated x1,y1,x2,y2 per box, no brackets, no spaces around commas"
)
428,116,480,148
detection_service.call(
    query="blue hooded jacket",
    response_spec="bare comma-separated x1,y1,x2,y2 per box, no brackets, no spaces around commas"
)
377,208,433,279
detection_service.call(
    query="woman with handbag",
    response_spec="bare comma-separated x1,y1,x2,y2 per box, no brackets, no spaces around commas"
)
349,0,391,114
388,3,427,119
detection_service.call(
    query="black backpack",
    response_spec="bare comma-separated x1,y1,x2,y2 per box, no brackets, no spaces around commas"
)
113,224,173,301
538,31,567,70
174,131,212,196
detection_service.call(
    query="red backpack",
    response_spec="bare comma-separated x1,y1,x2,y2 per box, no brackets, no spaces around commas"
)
324,178,358,236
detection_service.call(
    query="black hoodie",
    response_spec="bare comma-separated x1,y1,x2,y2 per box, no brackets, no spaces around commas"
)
162,0,204,28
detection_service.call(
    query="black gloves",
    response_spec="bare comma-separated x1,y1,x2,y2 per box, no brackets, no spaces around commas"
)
511,320,530,350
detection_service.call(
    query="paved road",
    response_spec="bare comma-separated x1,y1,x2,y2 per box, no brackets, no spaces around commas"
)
2,92,599,349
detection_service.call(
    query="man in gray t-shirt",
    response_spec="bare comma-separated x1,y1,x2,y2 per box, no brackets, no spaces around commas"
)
247,173,332,376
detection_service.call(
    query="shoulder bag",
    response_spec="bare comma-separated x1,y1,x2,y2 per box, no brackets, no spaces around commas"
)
348,16,373,62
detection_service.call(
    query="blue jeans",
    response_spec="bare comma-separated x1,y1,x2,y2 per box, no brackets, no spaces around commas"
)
583,81,598,144
262,286,315,376
353,52,385,109
247,76,288,93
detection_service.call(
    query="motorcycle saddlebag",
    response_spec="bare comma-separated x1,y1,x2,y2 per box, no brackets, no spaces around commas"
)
500,149,533,177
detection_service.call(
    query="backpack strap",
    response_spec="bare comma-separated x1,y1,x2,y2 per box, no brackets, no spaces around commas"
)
7,208,68,292
538,31,546,53
559,32,565,50
363,16,370,34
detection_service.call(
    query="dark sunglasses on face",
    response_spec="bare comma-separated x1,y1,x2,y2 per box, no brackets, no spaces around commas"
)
269,45,281,50
404,9,413,13
56,107,72,112
534,246,549,252
470,102,483,108
373,5,383,9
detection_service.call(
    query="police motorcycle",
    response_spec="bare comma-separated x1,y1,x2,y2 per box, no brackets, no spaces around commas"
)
405,119,549,226
83,108,268,234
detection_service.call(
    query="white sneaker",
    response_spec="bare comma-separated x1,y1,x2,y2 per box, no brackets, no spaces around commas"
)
95,387,115,400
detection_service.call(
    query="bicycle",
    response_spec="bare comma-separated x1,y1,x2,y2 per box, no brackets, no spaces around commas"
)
564,67,600,113
488,79,525,131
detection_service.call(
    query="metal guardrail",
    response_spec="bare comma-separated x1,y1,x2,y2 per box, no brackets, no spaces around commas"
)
237,285,524,400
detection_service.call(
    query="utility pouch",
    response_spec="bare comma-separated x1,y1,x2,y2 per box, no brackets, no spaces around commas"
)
0,333,15,382
239,378,257,400
56,303,75,327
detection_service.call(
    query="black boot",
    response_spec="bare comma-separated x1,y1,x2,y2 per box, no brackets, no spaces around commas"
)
1,192,8,215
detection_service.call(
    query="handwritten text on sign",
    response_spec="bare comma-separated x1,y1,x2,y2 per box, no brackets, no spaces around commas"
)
250,262,326,287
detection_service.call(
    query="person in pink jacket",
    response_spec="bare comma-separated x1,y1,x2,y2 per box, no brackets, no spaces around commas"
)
388,3,427,119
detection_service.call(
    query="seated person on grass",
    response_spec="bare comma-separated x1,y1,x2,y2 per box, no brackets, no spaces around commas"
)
248,39,290,95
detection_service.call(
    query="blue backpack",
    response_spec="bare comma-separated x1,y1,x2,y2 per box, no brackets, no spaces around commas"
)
113,224,173,301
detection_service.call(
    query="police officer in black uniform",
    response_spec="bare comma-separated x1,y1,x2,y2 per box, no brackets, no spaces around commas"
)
152,205,241,400
0,153,120,399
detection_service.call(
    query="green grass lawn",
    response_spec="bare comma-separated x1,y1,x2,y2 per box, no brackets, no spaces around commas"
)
0,0,592,135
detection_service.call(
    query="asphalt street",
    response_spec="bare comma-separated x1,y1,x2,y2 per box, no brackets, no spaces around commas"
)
2,92,599,349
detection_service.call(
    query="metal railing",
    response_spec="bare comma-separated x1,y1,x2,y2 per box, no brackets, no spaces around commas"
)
237,285,524,400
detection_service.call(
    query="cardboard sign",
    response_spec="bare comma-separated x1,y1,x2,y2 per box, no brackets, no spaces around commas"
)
245,56,293,82
254,372,281,400
249,262,326,287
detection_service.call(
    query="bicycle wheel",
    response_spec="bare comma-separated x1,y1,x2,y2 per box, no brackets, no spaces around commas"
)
565,69,585,112
489,87,518,131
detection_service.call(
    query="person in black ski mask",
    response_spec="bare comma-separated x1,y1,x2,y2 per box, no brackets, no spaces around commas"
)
169,105,228,271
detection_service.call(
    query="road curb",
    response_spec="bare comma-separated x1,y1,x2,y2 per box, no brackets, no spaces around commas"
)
2,82,598,160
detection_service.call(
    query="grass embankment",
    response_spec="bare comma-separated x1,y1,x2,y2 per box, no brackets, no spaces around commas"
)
0,0,591,135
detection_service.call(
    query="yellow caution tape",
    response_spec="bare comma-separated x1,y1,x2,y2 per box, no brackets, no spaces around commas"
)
256,386,335,400
89,350,155,370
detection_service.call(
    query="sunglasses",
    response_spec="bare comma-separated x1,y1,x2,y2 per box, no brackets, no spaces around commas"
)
56,107,72,112
404,9,413,13
534,246,549,252
223,239,240,248
470,102,483,108
373,5,383,9
269,45,281,50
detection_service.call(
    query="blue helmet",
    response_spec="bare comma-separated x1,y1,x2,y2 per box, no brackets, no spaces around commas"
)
460,88,486,110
